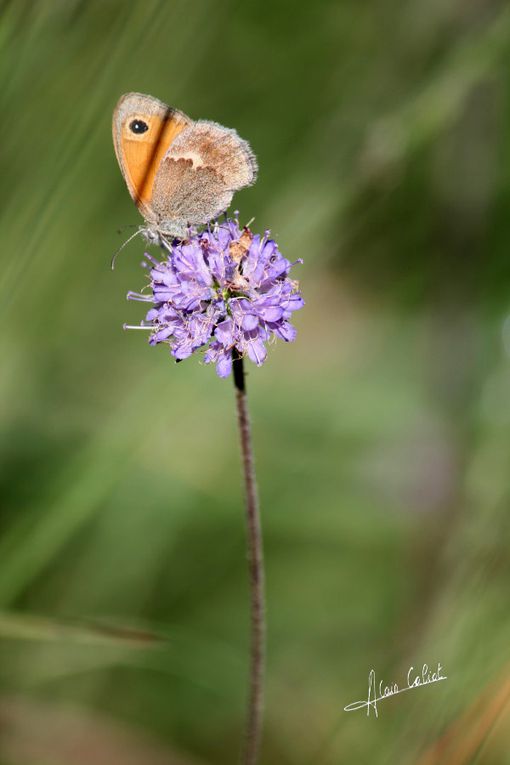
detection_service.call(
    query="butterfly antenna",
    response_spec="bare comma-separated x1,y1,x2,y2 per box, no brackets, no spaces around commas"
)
111,228,144,270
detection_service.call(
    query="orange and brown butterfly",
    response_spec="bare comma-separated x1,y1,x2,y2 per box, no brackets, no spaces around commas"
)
112,92,257,245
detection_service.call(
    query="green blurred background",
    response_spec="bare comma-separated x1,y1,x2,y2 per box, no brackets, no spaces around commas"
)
2,1,510,763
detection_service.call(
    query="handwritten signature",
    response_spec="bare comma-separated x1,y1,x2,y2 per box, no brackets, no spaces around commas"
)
344,662,447,718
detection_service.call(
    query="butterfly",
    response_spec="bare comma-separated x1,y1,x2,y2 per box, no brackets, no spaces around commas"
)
112,92,257,246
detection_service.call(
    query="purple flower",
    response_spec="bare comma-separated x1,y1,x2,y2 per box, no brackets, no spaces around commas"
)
126,218,304,377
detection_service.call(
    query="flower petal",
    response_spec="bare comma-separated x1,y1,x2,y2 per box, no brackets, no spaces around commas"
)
245,334,268,366
259,304,283,322
242,313,259,331
216,350,233,377
274,321,297,342
215,318,234,346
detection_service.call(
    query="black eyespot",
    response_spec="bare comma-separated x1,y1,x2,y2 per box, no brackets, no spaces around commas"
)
129,119,149,134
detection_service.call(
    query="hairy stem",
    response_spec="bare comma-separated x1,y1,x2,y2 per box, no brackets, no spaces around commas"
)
233,353,265,765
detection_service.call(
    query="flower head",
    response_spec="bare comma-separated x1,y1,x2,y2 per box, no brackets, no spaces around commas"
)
126,217,304,377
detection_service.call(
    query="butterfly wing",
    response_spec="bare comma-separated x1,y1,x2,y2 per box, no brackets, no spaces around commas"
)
112,92,192,225
150,120,258,237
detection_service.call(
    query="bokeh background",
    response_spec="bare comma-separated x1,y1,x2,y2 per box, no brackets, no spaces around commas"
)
2,1,510,763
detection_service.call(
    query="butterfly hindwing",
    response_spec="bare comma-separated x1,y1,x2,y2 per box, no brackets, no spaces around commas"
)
150,121,258,236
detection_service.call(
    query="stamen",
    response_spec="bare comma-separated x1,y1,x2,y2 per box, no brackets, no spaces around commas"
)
143,252,162,266
126,291,154,302
123,324,154,331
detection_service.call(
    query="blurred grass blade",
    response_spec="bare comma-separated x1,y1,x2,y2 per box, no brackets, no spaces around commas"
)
416,668,510,765
0,610,165,648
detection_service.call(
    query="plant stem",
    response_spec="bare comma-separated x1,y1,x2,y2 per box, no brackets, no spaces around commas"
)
233,352,265,765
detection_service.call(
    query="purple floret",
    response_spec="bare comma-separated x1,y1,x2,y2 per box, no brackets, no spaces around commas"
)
126,218,304,378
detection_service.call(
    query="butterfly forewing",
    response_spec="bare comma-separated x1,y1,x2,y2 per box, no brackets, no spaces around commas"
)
113,93,191,220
